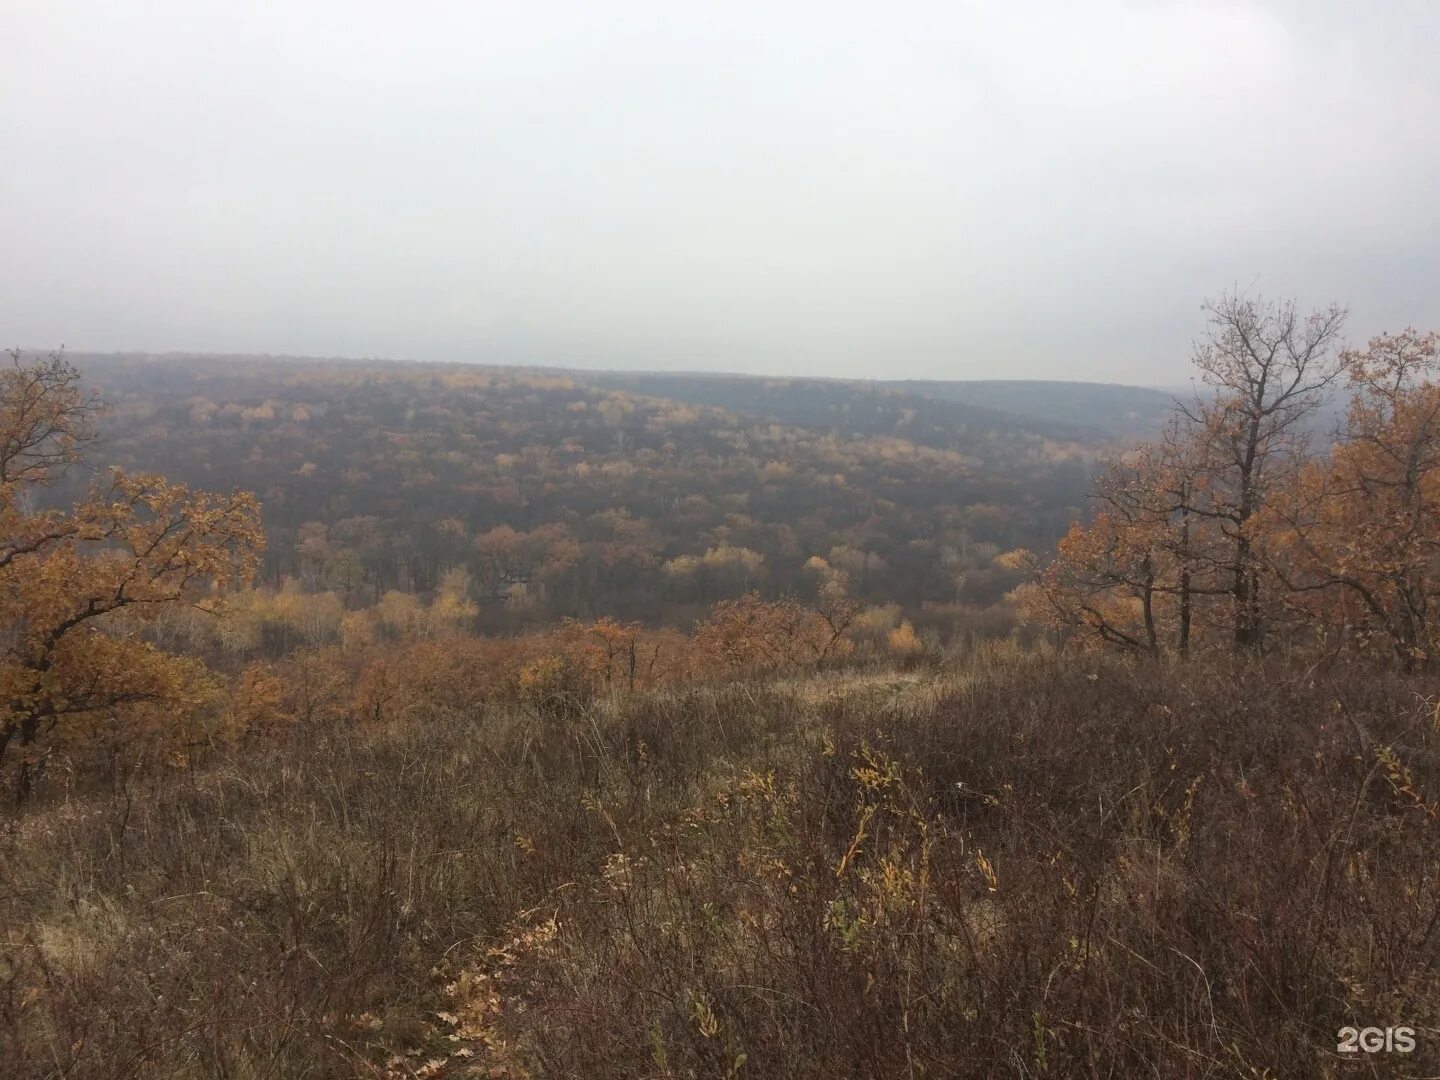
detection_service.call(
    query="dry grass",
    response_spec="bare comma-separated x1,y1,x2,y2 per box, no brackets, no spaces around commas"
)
3,653,1438,1077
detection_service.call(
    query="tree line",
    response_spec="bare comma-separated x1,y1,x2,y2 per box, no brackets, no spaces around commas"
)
1023,293,1440,668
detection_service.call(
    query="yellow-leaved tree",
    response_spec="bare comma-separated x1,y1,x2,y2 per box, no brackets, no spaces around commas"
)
1268,330,1440,668
0,350,264,797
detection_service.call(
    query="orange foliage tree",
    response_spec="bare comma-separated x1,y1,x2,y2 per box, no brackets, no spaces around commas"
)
1023,433,1219,655
691,593,850,675
0,351,263,793
1027,300,1440,669
1269,330,1440,667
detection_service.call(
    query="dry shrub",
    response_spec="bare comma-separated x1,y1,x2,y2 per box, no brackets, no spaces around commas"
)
692,593,848,676
4,654,1437,1077
0,679,807,1078
472,656,1440,1077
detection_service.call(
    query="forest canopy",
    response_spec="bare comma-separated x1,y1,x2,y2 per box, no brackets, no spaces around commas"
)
53,352,1109,640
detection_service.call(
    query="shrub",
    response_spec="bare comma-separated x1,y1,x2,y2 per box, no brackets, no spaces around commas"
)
5,654,1436,1077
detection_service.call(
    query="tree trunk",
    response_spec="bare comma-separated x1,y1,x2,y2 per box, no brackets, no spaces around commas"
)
1177,503,1192,657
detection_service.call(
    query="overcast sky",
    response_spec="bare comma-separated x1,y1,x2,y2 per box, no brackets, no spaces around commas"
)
3,2,1438,384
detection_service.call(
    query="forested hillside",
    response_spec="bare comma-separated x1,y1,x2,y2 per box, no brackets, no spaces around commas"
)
584,370,1107,441
881,378,1177,437
63,353,1107,636
6,300,1440,1078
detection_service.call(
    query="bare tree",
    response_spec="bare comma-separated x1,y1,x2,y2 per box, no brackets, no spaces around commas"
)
1178,292,1347,652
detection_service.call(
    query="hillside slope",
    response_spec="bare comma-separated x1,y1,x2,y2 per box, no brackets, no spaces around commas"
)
59,353,1104,631
883,378,1176,437
586,370,1097,445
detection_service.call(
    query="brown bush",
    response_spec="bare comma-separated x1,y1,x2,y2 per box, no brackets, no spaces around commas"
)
2,655,1436,1077
467,656,1440,1077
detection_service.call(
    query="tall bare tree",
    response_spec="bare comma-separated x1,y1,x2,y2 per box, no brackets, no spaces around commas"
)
1179,293,1347,651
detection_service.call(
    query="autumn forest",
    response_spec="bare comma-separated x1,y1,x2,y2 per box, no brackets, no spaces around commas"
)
4,294,1440,1077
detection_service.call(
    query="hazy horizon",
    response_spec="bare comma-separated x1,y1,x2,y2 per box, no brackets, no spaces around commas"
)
50,347,1200,394
5,2,1439,383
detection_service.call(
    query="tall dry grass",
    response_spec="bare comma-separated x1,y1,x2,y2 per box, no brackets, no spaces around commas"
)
3,652,1437,1077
